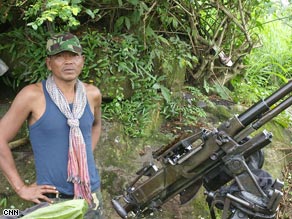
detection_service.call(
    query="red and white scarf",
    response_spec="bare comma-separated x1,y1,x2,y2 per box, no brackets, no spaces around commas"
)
46,75,92,205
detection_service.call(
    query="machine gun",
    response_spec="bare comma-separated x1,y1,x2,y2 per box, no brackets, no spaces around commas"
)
112,81,292,219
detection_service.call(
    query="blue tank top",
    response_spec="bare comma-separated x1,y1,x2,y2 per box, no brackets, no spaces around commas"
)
29,80,100,195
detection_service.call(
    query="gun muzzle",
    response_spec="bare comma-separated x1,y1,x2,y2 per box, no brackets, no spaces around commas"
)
112,199,128,218
238,80,292,126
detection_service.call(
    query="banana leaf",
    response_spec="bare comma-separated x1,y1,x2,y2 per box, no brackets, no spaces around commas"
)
22,199,88,219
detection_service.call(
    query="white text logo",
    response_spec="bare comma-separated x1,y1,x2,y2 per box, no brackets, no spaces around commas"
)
3,209,20,216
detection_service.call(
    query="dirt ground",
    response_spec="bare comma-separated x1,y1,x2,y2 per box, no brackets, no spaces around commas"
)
277,161,292,219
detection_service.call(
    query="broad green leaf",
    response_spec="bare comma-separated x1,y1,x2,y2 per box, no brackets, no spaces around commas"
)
85,9,95,19
71,7,80,16
125,17,131,30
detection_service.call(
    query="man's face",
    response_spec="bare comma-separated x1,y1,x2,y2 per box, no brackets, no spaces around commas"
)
46,51,84,81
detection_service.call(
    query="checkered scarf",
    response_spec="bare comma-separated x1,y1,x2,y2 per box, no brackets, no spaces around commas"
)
46,75,92,205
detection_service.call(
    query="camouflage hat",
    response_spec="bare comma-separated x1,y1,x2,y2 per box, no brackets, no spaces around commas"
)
46,33,82,56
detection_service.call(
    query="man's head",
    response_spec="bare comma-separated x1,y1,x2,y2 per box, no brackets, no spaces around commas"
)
46,33,84,80
46,33,82,56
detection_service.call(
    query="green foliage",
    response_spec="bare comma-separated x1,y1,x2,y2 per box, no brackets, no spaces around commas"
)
0,26,205,137
203,80,233,101
231,4,292,105
0,28,49,89
161,86,208,125
229,3,292,128
80,29,202,136
0,197,7,208
103,88,160,137
22,0,99,30
81,30,157,136
2,0,285,136
113,0,148,32
153,36,198,79
0,1,14,23
273,110,292,128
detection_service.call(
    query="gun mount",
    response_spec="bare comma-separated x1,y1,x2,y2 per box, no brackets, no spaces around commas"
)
112,81,292,219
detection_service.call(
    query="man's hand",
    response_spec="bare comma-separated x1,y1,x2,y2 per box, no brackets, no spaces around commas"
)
17,184,58,204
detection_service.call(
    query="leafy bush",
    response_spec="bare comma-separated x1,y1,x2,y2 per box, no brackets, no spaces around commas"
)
231,14,292,105
161,86,208,125
0,28,205,137
0,28,49,89
3,0,278,135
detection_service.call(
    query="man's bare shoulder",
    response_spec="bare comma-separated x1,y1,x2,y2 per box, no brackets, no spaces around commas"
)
16,82,43,101
0,82,44,128
84,83,101,98
83,82,102,108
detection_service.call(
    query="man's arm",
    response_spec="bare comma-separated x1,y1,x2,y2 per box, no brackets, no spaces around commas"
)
0,85,57,204
0,86,34,192
86,84,102,151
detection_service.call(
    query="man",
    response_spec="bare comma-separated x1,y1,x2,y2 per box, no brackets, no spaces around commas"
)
0,33,103,218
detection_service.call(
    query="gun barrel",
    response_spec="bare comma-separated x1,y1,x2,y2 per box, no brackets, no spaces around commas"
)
238,81,292,126
253,95,292,129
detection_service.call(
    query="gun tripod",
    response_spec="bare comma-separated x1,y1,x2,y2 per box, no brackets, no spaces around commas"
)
204,155,284,219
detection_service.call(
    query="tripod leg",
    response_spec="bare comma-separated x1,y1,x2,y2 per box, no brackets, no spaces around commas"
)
222,197,231,219
228,209,249,219
207,201,217,219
